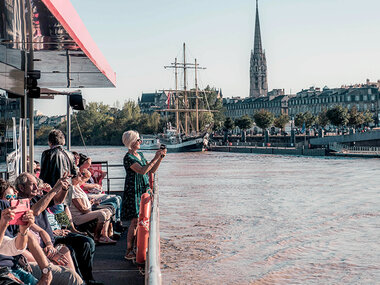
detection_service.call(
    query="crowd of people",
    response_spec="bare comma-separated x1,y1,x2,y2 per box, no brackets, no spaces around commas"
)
0,129,166,285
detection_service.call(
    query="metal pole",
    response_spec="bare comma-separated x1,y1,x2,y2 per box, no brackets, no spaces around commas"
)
66,50,71,150
26,0,34,173
21,0,28,172
67,97,71,151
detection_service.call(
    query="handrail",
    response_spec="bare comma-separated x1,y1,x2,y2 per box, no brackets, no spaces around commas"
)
146,174,162,285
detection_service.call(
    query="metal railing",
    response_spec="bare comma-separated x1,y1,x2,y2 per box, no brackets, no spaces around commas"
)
146,174,162,285
91,161,125,194
329,142,380,154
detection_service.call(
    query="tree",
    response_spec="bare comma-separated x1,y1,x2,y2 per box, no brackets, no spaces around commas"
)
348,106,364,128
253,110,274,132
326,105,348,128
235,115,253,142
363,110,374,127
273,114,290,133
223,117,234,143
235,115,253,131
224,117,235,131
316,109,330,128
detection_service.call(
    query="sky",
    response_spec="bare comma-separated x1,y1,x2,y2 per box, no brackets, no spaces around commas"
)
35,0,380,116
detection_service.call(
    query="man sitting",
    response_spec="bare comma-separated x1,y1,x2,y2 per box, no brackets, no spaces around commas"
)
15,173,103,285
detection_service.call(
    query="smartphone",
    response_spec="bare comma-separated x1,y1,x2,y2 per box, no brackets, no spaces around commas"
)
160,144,166,158
9,199,30,225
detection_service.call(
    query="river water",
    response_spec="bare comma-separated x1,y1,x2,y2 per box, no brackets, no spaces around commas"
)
34,146,380,284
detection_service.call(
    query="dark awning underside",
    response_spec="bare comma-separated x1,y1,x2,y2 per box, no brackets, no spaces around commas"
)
0,0,116,96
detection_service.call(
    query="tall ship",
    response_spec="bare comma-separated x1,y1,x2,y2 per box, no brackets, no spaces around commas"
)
141,43,214,152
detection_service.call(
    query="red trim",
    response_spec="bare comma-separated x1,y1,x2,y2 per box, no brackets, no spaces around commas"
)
41,0,116,87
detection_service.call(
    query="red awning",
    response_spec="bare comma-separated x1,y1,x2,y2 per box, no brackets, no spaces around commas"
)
40,0,116,88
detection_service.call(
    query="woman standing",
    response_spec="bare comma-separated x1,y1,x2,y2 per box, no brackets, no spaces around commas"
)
122,130,166,260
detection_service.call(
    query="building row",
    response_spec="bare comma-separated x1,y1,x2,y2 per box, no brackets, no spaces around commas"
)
224,80,380,124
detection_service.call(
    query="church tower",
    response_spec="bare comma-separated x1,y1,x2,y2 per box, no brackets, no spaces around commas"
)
249,0,268,98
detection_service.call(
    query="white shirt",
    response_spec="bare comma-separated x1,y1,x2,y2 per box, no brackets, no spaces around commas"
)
0,236,26,256
70,185,92,218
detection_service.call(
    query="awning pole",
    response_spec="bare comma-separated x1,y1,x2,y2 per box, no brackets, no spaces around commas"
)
66,50,71,151
21,0,28,173
26,0,34,173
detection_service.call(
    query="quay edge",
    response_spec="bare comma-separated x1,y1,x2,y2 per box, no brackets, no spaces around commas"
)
208,145,326,156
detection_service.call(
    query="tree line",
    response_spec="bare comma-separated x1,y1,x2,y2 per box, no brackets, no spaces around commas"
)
35,88,225,146
223,105,374,134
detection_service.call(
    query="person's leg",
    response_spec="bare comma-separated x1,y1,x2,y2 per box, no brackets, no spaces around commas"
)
125,218,137,258
10,267,38,285
29,262,83,285
100,196,121,222
56,233,96,283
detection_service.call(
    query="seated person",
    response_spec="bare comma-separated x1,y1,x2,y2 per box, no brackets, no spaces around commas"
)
1,184,75,272
14,173,100,285
78,155,123,232
0,178,82,285
80,170,122,231
69,174,116,245
0,193,34,284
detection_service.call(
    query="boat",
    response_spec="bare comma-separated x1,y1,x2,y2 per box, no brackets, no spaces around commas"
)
157,123,209,152
139,134,160,150
155,43,214,152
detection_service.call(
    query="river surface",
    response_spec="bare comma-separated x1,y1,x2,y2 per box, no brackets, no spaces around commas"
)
34,146,380,284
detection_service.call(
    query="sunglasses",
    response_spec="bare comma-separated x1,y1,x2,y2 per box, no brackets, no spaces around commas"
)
5,194,17,200
136,139,142,142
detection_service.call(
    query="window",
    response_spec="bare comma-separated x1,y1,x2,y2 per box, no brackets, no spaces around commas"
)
355,95,360,102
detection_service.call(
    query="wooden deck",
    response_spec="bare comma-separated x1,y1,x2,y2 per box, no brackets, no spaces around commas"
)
92,223,144,285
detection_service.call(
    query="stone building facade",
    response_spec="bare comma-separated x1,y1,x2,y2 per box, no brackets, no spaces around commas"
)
288,84,380,122
224,81,380,125
224,90,291,119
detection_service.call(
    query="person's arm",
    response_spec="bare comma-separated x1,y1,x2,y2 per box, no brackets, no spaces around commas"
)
80,183,102,191
52,175,70,205
72,198,91,214
31,188,60,216
0,207,13,246
29,224,57,259
150,149,166,173
130,150,165,175
14,210,35,250
26,233,53,285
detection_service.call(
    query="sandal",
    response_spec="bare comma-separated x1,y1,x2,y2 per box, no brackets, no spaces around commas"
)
124,250,136,260
97,236,117,245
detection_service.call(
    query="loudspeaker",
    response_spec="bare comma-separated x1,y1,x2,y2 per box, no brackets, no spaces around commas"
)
69,94,86,110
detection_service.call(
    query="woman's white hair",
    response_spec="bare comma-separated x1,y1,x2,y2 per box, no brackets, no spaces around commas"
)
122,130,140,149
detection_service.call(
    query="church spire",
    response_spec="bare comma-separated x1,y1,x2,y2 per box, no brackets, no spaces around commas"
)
254,0,262,53
249,0,268,98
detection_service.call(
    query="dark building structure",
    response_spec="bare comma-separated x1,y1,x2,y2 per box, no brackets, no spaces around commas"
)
249,0,268,98
138,91,168,114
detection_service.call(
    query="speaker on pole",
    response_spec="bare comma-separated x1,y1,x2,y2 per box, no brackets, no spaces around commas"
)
69,93,86,110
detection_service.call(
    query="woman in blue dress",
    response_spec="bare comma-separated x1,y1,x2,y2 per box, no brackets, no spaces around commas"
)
122,130,166,260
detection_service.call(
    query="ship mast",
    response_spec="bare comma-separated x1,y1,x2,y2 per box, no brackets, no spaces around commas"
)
174,57,179,133
164,43,207,135
183,43,188,135
195,58,199,133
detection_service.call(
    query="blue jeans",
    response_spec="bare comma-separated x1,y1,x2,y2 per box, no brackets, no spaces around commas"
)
11,267,38,285
100,195,122,221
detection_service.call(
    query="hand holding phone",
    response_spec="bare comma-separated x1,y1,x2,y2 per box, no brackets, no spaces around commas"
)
160,144,167,158
9,199,30,226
